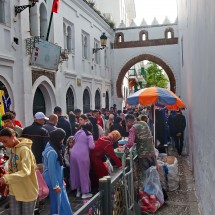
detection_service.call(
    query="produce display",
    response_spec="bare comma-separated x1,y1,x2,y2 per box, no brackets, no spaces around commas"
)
117,147,124,152
138,190,162,213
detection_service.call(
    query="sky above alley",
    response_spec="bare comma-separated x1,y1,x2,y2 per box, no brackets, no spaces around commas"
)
134,0,177,25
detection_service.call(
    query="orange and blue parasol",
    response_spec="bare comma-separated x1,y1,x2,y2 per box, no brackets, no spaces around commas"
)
127,87,186,144
127,87,186,109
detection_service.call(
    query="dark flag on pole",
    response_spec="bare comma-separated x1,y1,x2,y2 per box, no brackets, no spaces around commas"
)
52,0,60,13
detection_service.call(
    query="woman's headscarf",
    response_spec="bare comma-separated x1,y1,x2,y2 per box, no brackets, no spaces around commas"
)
108,130,121,142
81,122,93,136
88,116,99,141
49,128,66,166
114,117,122,125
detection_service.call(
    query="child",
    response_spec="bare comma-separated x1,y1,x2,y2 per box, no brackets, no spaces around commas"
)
0,128,38,215
64,136,74,187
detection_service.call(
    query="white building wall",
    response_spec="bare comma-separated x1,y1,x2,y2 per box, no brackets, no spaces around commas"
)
177,0,215,214
0,0,114,127
112,24,181,108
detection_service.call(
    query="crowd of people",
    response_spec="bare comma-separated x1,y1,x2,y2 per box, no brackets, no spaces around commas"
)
0,104,186,215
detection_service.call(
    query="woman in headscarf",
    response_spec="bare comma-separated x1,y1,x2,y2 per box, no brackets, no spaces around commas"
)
88,116,104,141
68,112,79,135
110,117,123,136
90,130,122,188
120,112,129,137
42,128,73,215
70,122,94,199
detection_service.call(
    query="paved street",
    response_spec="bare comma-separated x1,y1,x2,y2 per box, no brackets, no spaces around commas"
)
155,152,201,215
0,151,201,215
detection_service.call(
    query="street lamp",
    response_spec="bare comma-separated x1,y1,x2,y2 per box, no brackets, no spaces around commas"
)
93,33,107,54
15,0,39,16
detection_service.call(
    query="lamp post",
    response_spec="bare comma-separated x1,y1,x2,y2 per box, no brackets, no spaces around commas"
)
93,33,107,54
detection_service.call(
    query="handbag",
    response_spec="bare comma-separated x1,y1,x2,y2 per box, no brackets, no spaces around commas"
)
36,169,49,200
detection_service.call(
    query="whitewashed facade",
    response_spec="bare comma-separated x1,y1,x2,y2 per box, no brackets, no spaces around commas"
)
0,0,114,126
177,0,215,214
112,22,180,108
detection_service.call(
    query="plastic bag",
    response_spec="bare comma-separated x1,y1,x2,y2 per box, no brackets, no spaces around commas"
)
143,166,164,204
105,158,113,174
36,169,49,200
157,160,168,191
157,157,179,191
167,157,179,191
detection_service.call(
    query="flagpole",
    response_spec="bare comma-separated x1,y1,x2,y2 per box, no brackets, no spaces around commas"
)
46,0,55,41
46,12,53,41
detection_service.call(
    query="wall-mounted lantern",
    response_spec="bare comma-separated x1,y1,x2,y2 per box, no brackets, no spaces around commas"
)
15,0,39,16
93,33,107,54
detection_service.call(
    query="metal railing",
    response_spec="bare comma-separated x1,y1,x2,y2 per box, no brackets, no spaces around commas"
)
73,192,103,215
74,145,139,215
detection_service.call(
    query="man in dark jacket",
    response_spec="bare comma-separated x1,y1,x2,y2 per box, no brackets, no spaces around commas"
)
43,114,58,133
22,112,49,164
54,106,72,146
173,110,186,156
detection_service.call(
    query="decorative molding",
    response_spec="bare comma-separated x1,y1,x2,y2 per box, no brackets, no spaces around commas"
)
112,38,178,49
0,55,15,64
105,81,111,86
64,72,77,79
94,78,102,83
32,70,55,87
81,75,93,82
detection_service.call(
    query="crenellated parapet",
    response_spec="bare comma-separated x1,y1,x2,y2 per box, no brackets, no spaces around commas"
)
113,19,178,49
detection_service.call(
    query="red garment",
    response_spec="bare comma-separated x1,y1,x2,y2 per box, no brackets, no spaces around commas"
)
97,116,103,128
90,136,122,187
13,119,22,128
0,167,8,196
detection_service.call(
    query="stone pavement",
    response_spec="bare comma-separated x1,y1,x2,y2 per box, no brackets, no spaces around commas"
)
155,151,201,215
0,152,202,215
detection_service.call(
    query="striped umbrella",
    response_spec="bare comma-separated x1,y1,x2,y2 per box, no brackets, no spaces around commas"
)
127,87,186,143
127,87,186,109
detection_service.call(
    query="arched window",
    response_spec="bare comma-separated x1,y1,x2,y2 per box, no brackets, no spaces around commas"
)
83,36,88,59
105,91,109,110
94,41,100,64
83,89,90,113
67,26,72,52
0,0,5,24
139,30,149,41
39,3,47,39
63,23,67,49
95,89,101,109
167,32,172,38
66,88,74,114
115,32,124,43
29,3,38,36
118,36,122,42
104,48,107,67
33,88,46,115
164,28,174,39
